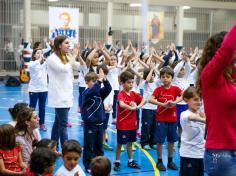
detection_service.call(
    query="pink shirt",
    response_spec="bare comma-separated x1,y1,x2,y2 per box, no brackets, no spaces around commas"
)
200,23,236,149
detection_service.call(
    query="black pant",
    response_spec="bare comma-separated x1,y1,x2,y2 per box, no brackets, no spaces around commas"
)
179,157,204,176
83,123,104,170
140,109,156,146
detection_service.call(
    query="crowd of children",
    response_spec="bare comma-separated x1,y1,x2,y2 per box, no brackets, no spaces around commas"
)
0,32,212,176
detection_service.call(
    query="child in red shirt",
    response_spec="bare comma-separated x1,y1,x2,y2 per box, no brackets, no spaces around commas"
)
113,71,146,172
150,66,183,171
0,124,26,175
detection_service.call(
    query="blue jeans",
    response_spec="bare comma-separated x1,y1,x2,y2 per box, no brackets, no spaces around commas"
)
204,150,236,176
29,91,47,125
51,108,70,149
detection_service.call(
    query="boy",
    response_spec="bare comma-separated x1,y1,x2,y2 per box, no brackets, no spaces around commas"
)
140,66,159,150
81,67,112,172
150,66,183,171
179,87,205,176
55,140,85,176
90,156,111,176
114,71,146,171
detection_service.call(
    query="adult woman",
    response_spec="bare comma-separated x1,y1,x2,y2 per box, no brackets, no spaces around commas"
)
46,35,79,149
28,48,48,131
15,107,39,163
196,23,236,176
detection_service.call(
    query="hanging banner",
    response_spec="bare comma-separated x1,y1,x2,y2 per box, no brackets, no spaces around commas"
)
49,7,79,44
147,12,164,44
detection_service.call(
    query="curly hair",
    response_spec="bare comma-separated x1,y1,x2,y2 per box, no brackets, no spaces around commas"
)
196,31,227,97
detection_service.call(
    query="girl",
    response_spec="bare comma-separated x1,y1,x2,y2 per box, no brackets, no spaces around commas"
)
172,51,192,146
0,124,26,175
15,107,40,163
107,55,120,125
179,87,205,176
28,48,48,131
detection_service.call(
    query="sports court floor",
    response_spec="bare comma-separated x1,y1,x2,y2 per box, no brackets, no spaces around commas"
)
0,82,181,176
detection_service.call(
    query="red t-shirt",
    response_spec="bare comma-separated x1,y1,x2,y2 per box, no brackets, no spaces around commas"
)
152,85,182,122
0,145,22,172
116,90,143,130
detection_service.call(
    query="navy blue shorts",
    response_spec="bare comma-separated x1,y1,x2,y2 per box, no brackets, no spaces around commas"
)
117,130,136,144
154,122,178,144
103,113,110,130
176,104,188,127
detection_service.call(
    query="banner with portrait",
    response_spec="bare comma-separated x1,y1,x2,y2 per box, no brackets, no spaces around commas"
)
147,12,164,43
49,7,79,44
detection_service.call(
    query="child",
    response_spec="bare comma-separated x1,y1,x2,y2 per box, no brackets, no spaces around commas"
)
36,138,59,155
140,67,158,150
150,66,183,171
25,148,57,176
8,102,41,141
8,102,28,127
113,71,146,171
28,48,48,131
179,87,205,176
81,68,112,172
55,140,85,176
0,124,26,175
90,156,111,176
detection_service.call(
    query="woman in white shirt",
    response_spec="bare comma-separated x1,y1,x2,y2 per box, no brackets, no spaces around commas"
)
28,48,48,131
46,35,79,149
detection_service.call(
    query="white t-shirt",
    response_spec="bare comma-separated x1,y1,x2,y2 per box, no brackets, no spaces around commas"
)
141,81,158,110
78,65,88,88
180,110,205,159
28,60,48,92
107,67,120,91
55,165,86,176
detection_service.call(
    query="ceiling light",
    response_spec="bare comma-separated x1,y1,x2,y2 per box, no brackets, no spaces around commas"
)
48,0,59,2
183,6,191,10
130,3,142,7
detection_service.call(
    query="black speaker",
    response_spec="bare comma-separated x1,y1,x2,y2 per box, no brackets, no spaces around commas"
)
4,76,21,87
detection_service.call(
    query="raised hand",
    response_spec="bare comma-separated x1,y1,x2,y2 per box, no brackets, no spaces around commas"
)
98,68,105,81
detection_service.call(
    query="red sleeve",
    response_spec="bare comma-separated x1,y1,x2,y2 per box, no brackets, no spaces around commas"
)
117,91,124,102
15,145,22,152
152,87,160,98
201,23,236,86
133,92,143,104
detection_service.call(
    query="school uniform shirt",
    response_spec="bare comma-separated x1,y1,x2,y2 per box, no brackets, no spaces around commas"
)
152,85,182,122
200,23,236,150
173,60,191,105
116,90,143,130
104,89,114,113
0,145,22,172
141,82,158,110
107,67,120,91
78,64,88,88
46,53,75,108
55,165,86,176
180,110,205,158
28,60,48,92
